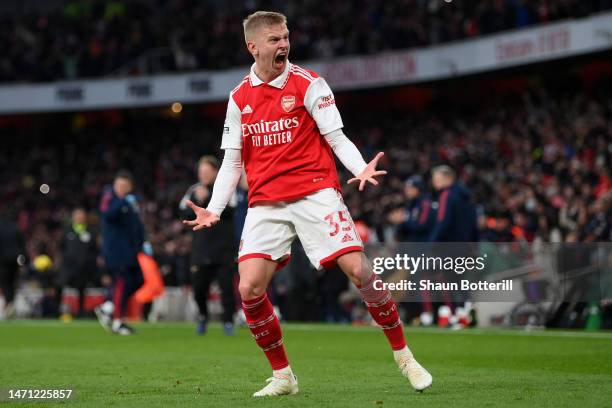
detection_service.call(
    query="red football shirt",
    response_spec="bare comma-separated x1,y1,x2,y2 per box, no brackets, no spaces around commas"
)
221,62,344,206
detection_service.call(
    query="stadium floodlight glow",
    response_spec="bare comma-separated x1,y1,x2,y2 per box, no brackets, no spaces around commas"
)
171,102,183,113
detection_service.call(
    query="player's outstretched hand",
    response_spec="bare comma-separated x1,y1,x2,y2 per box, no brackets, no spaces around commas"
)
182,200,220,231
348,152,387,191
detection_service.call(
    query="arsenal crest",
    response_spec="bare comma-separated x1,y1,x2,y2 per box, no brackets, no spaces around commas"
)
281,95,296,112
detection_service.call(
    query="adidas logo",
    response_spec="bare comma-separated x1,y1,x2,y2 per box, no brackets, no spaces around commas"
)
242,104,253,114
341,234,353,243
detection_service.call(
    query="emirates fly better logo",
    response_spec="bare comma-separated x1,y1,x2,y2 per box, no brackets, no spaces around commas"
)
242,116,299,147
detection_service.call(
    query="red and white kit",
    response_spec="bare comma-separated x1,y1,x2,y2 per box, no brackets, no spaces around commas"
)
219,62,365,269
205,60,432,394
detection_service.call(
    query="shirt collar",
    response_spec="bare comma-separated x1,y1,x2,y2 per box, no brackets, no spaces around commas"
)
249,61,291,88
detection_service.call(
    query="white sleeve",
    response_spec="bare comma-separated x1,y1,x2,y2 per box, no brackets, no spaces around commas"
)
206,149,243,216
220,94,242,150
304,78,343,135
324,129,368,176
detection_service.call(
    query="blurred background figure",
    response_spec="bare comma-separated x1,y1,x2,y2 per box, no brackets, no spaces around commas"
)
234,173,249,250
481,211,516,243
388,175,436,325
29,243,58,317
388,175,435,242
95,170,144,335
317,264,350,323
57,208,98,319
180,156,236,336
429,165,479,328
430,165,479,243
0,208,26,319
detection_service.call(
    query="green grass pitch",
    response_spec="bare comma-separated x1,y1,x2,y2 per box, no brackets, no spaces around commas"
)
1,321,612,407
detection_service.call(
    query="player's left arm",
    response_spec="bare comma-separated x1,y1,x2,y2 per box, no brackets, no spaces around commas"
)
326,130,386,191
304,77,386,191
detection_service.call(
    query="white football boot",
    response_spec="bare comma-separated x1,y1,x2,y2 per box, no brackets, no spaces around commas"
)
253,373,298,397
397,354,433,392
94,301,113,332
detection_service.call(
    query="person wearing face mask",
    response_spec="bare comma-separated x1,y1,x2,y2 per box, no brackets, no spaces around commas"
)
179,156,236,336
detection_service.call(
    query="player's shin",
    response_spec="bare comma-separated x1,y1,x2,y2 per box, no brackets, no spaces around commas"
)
242,293,290,371
357,273,407,351
357,272,432,390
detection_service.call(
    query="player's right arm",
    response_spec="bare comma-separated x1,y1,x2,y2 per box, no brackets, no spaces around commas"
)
183,94,243,231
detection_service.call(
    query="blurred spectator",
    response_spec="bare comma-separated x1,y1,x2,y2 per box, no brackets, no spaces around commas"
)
1,78,611,264
57,207,98,318
179,155,236,336
0,68,611,323
429,165,479,242
95,170,144,335
388,175,435,242
0,207,26,318
29,242,59,317
481,211,516,242
0,0,611,82
234,174,249,248
317,265,350,323
583,197,611,241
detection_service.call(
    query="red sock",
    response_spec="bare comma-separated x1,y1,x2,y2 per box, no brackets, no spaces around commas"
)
242,294,289,370
358,274,407,351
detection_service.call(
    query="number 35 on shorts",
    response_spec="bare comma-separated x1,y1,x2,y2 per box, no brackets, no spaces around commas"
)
324,210,359,242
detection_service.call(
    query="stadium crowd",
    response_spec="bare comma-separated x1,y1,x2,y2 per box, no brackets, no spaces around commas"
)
2,0,612,82
1,75,610,300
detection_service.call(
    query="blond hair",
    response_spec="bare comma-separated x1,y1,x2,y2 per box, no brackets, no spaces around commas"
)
243,11,287,42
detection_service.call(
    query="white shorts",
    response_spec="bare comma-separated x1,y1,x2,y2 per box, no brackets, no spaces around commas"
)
238,188,363,270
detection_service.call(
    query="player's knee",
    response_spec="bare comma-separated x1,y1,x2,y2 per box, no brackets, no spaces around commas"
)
238,281,266,300
338,252,370,283
344,262,371,286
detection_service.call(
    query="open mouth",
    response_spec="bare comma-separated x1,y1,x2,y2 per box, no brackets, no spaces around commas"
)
274,53,287,65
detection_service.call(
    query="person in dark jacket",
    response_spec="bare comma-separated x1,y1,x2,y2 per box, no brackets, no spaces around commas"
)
388,175,436,242
180,156,236,335
429,165,479,242
428,165,479,326
388,175,436,324
58,208,98,318
0,208,26,319
94,170,145,335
